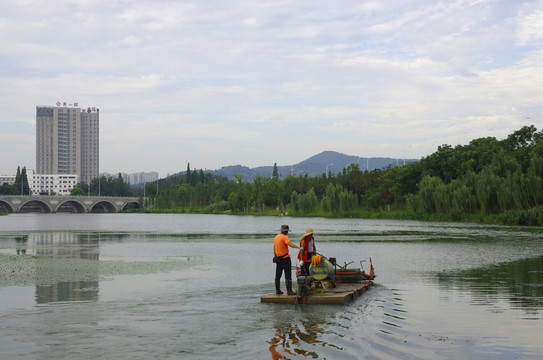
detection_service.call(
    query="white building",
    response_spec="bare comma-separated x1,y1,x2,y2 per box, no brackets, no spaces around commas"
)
29,173,79,195
0,175,16,186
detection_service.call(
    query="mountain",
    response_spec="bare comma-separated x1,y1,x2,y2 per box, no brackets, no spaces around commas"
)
210,151,418,181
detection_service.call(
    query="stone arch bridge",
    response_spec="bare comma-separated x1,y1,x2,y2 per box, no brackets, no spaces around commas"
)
0,195,141,213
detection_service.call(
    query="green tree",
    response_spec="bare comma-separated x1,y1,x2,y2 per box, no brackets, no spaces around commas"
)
290,191,300,213
299,187,319,214
272,163,279,179
322,183,341,214
70,187,85,196
227,192,241,211
186,163,192,185
252,175,267,212
20,167,30,195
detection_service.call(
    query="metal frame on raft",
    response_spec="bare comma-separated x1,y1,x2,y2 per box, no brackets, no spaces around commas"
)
261,256,375,305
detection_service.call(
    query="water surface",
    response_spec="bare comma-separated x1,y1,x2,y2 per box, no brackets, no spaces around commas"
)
1,214,542,359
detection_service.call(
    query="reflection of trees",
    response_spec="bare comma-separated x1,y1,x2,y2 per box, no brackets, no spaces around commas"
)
437,256,543,312
267,316,324,359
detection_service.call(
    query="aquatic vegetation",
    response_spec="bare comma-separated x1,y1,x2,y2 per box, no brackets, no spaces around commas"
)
0,253,198,287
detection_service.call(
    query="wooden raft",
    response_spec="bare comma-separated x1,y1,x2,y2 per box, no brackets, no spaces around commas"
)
260,281,373,305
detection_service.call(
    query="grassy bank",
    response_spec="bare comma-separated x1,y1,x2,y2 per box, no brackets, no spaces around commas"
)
127,206,542,226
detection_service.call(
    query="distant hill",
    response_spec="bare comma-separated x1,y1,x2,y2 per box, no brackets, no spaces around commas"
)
209,151,418,182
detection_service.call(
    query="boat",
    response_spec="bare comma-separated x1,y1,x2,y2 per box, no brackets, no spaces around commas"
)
261,255,375,305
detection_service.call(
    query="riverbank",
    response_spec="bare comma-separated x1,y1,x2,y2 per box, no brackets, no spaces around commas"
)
132,206,542,226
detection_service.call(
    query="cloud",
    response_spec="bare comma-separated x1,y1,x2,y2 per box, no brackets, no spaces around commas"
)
1,0,542,176
515,1,543,45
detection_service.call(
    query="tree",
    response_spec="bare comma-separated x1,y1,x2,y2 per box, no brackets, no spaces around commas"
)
186,163,192,185
322,183,342,215
70,187,85,196
503,125,543,171
227,192,241,211
20,167,30,195
272,163,279,179
0,183,17,195
252,175,266,212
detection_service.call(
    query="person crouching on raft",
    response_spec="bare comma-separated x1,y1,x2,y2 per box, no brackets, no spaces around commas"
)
298,228,316,276
274,225,300,295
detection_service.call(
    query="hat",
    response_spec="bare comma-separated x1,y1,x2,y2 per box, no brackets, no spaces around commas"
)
280,225,290,232
304,228,314,237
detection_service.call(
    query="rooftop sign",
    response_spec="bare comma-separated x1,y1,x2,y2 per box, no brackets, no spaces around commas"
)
56,102,98,113
56,101,79,107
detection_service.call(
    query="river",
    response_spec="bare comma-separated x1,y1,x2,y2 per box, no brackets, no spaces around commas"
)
0,213,542,359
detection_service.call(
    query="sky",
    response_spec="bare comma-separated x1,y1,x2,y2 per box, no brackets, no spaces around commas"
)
1,0,543,178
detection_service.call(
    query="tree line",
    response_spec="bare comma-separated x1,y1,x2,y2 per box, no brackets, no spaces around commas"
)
141,125,543,225
404,125,543,225
4,125,542,225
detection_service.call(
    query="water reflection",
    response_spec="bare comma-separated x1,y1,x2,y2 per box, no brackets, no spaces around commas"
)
35,281,99,303
436,256,543,314
267,315,323,359
26,232,101,303
15,235,27,254
33,232,100,259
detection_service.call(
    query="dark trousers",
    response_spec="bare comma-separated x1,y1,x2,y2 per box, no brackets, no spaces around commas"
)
301,252,314,276
275,256,292,281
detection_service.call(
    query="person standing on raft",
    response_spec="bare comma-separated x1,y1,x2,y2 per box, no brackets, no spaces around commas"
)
298,228,316,276
274,225,300,295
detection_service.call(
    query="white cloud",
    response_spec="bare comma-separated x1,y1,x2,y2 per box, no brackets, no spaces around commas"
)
515,1,543,45
1,0,542,176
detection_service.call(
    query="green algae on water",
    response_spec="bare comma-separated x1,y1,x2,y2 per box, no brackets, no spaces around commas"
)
0,253,201,287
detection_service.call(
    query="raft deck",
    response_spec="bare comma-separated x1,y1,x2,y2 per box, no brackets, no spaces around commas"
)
260,280,373,305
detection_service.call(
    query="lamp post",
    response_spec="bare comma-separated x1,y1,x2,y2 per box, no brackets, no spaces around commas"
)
143,182,146,209
155,180,159,208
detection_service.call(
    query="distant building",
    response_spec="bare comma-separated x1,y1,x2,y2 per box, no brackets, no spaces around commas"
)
29,172,79,195
0,175,16,186
102,171,159,185
36,103,99,184
126,171,159,185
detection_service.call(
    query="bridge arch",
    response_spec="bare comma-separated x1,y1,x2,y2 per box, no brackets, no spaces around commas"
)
56,199,87,213
90,200,118,213
120,201,142,212
19,199,52,213
0,200,14,213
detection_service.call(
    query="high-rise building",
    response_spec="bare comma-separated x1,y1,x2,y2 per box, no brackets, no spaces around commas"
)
36,103,99,184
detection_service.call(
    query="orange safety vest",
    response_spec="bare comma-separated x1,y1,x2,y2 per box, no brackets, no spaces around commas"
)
297,235,314,262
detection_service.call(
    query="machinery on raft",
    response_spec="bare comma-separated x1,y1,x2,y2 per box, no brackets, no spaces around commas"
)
261,253,376,305
293,254,376,305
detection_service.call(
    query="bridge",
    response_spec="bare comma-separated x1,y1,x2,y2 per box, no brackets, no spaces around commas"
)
0,195,141,213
